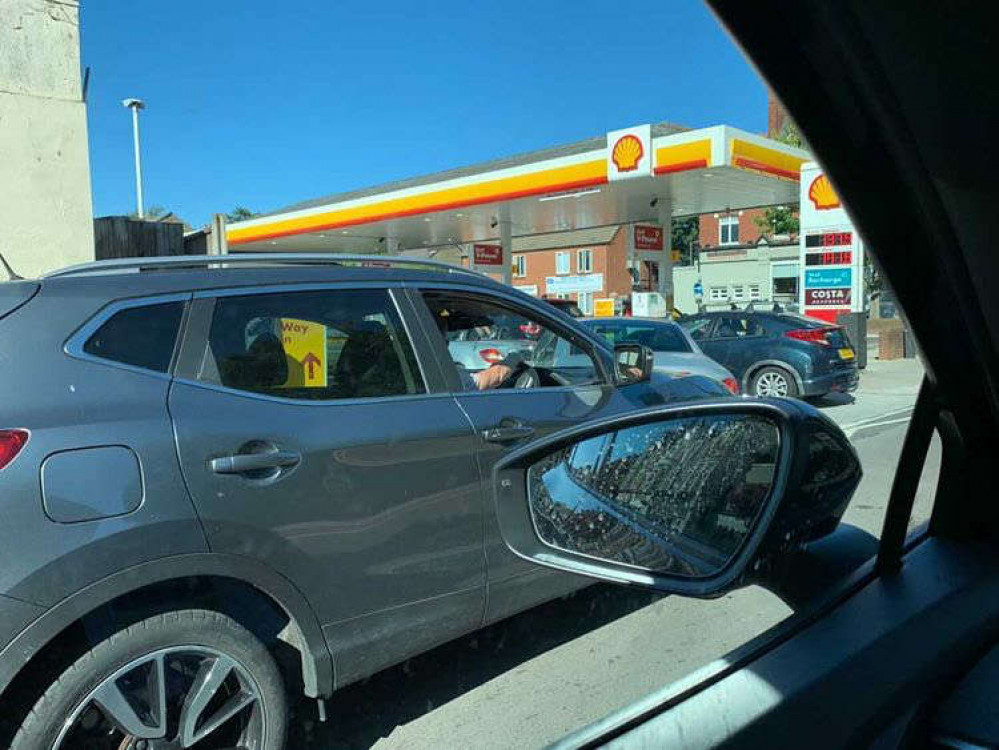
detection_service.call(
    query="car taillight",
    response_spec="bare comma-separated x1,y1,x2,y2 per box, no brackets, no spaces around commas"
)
722,377,740,395
785,327,834,346
479,348,504,364
0,429,29,471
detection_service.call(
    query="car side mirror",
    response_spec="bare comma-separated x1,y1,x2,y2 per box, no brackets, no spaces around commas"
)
492,400,861,597
614,343,654,383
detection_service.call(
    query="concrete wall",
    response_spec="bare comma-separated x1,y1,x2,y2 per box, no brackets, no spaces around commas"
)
0,0,94,277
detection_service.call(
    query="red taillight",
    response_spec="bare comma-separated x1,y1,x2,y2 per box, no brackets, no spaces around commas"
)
479,348,504,364
785,327,835,346
722,377,741,395
0,429,29,471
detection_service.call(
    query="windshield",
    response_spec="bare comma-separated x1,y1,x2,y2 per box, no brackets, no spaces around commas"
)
585,321,692,353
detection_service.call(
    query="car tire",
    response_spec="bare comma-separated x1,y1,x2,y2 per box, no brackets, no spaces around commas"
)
750,365,799,398
10,609,287,750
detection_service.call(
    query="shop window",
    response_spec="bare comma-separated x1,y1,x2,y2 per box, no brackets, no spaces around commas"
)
577,249,593,273
556,252,570,275
719,216,739,245
772,262,800,297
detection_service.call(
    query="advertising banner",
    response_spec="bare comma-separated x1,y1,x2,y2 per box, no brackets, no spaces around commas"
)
805,268,852,288
805,288,852,306
545,273,604,295
473,244,502,266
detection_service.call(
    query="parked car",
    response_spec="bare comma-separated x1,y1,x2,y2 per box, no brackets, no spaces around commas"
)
0,254,749,749
678,311,859,399
581,317,741,395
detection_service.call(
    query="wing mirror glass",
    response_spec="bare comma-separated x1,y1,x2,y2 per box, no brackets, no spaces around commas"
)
614,343,653,383
493,401,861,597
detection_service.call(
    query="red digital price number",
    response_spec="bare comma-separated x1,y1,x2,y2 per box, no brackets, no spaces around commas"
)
805,232,852,248
805,250,853,266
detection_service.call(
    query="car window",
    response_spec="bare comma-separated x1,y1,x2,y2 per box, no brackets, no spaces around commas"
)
681,317,715,341
82,300,185,373
422,292,600,388
197,289,425,400
712,315,764,339
587,322,692,353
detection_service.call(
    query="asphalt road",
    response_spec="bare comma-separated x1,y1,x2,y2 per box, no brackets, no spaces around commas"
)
292,360,933,749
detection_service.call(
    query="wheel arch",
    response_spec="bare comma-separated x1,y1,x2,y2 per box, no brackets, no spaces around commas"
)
742,359,805,394
0,553,334,705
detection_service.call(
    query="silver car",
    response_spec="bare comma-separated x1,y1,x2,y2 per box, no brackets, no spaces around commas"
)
580,317,741,395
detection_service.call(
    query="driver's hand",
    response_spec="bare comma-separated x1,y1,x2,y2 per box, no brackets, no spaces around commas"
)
473,364,513,390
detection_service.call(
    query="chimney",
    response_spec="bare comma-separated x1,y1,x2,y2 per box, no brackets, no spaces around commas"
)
767,91,788,137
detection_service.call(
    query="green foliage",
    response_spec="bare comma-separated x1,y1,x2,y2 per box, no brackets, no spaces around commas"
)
671,216,699,263
754,206,799,237
226,206,257,223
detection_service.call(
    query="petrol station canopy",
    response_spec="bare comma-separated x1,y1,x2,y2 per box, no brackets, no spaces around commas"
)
225,123,810,257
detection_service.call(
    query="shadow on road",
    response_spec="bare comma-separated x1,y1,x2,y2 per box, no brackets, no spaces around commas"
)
810,392,856,408
289,583,664,749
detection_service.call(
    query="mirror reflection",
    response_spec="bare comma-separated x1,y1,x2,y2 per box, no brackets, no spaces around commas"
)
527,414,780,577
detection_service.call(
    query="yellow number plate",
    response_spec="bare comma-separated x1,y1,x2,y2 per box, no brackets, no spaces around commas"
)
838,348,855,360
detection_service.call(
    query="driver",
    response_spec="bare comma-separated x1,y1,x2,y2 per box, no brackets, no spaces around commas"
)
462,350,525,391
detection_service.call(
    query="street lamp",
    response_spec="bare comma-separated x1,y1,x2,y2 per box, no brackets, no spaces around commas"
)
121,98,146,218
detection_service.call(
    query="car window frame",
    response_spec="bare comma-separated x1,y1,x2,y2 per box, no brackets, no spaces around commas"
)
63,291,193,381
401,283,615,393
172,281,451,405
681,315,717,342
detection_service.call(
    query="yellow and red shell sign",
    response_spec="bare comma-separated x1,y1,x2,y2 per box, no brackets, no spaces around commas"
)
808,174,841,210
611,134,644,173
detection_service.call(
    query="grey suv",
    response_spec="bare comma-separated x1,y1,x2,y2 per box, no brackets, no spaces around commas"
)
0,254,732,749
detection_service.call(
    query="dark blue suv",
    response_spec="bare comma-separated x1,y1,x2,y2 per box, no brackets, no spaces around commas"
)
678,311,860,399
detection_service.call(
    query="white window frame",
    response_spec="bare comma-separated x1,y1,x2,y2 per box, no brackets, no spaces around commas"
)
577,291,595,315
731,284,746,301
748,283,763,301
514,254,526,278
555,251,571,275
719,216,739,246
577,248,593,273
709,286,728,302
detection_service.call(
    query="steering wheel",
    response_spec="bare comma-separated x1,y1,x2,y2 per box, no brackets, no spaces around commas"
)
509,362,540,389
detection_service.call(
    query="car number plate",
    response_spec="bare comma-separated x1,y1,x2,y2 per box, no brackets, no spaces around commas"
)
839,348,855,360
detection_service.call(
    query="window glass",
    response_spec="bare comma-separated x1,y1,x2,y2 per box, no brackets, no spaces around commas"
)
423,292,600,388
719,216,739,245
83,300,184,373
588,322,692,353
200,289,424,400
577,249,593,273
577,291,594,315
682,317,715,341
709,286,728,301
514,255,526,277
555,252,570,275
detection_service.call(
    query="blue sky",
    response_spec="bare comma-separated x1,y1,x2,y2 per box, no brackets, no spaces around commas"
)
81,1,766,227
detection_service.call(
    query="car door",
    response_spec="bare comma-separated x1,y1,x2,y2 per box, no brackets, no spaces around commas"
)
169,283,485,686
694,314,744,376
403,285,655,624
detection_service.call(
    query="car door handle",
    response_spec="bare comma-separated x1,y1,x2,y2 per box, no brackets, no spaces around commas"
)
210,450,302,475
482,422,535,443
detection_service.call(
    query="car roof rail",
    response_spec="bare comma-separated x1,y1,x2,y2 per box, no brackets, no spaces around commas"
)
43,253,489,280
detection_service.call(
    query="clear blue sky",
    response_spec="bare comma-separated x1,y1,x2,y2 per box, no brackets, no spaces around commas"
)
81,1,767,227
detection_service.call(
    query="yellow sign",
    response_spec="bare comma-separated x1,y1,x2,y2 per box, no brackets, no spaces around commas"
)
671,249,682,263
278,318,327,388
593,298,615,317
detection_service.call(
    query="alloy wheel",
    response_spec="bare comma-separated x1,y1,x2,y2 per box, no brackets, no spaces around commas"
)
755,371,789,397
51,646,265,750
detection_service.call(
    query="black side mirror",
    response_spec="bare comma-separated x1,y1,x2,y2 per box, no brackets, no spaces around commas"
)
614,343,654,384
492,399,861,598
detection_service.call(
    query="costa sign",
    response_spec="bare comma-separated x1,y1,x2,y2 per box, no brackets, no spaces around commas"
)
805,288,852,306
473,244,502,266
634,224,664,251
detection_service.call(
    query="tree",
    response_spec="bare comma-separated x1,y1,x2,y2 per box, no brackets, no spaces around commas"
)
671,216,699,264
226,206,257,223
129,205,167,219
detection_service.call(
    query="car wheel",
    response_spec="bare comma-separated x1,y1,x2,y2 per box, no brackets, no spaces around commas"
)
11,609,287,750
750,366,799,398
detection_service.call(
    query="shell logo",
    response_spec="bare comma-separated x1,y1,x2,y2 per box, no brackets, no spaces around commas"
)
611,134,644,173
808,174,841,210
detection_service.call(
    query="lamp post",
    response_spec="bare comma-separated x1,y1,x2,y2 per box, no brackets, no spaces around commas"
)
121,98,146,218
